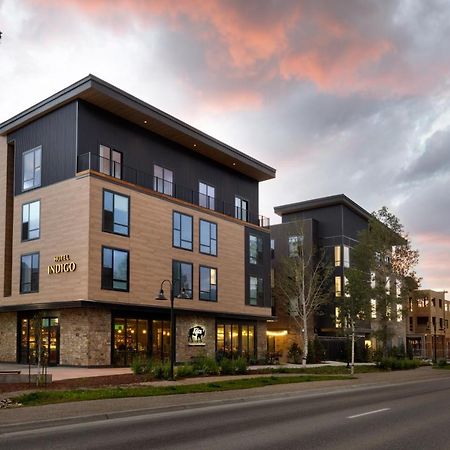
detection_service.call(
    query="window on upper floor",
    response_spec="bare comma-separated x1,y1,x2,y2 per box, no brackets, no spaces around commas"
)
343,245,350,268
371,299,377,319
102,247,129,291
153,164,173,196
334,246,341,267
249,234,263,265
249,276,264,306
103,190,129,236
200,266,217,301
172,261,193,299
235,197,248,222
199,182,215,210
173,212,193,250
22,200,40,241
199,220,217,256
439,298,442,308
99,145,122,179
335,276,342,297
270,239,275,259
20,253,40,294
22,146,41,191
288,235,303,257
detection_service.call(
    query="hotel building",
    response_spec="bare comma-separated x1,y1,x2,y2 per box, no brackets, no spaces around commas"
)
0,75,275,366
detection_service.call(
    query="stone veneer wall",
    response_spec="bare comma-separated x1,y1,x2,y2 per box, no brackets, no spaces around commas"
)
0,312,17,362
176,314,216,362
59,308,111,366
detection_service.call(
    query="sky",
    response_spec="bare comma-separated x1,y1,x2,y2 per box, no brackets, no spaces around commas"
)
1,0,450,294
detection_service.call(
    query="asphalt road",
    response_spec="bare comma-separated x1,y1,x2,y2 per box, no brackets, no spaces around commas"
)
1,377,450,450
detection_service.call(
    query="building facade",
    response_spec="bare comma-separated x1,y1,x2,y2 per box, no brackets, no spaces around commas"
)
0,75,275,366
268,194,405,361
407,289,449,360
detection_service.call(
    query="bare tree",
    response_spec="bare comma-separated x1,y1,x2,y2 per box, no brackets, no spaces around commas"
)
275,226,333,366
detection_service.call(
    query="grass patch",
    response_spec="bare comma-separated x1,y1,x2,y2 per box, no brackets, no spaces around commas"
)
14,375,353,407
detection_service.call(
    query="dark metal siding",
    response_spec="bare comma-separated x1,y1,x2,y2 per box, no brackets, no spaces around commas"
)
244,227,271,308
10,102,77,195
77,101,259,218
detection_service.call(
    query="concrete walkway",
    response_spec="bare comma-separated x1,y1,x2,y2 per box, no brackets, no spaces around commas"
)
0,362,132,381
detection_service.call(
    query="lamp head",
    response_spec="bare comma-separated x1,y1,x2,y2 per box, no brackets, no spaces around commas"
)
155,288,168,301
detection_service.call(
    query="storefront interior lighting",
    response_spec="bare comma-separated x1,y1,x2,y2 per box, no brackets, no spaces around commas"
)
266,330,288,337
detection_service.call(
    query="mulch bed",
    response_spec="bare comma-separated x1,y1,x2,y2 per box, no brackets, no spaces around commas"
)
0,374,149,394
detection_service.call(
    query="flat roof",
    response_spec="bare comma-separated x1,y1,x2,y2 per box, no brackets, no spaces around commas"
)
0,75,276,182
274,194,372,220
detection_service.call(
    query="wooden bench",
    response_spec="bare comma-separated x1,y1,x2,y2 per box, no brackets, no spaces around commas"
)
0,370,21,375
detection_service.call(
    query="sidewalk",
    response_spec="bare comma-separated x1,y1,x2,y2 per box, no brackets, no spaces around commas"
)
0,366,447,435
0,362,132,381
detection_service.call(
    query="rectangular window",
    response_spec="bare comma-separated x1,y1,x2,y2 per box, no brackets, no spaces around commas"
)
22,146,41,191
335,307,342,328
173,212,193,250
172,261,193,299
99,145,122,179
334,246,341,267
335,276,342,297
200,266,217,301
288,235,303,257
103,190,129,236
153,164,173,196
343,245,350,268
22,200,40,241
199,182,215,210
270,239,275,259
396,304,402,322
235,197,248,221
371,299,377,319
344,276,350,297
249,276,264,306
20,253,39,293
199,220,217,256
249,234,263,265
102,247,129,291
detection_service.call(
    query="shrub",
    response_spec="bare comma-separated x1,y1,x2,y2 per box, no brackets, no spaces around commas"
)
151,360,171,379
131,356,148,375
219,357,234,375
376,357,420,371
287,342,302,364
437,359,448,368
191,356,221,376
233,357,248,375
175,364,195,379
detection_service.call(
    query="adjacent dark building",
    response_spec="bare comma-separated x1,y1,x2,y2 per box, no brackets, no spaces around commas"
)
0,75,275,366
268,194,405,361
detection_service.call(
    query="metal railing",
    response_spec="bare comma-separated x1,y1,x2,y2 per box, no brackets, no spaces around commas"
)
77,152,270,227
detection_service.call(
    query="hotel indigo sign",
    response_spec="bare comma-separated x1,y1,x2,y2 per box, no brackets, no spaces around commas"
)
47,254,77,275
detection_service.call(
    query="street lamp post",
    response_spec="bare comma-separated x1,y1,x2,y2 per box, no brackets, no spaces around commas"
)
155,279,187,380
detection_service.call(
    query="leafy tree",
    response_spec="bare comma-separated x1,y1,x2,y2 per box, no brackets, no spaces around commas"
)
345,207,420,364
275,226,333,366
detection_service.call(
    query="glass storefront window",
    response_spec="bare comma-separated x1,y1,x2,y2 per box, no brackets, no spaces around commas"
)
216,322,257,359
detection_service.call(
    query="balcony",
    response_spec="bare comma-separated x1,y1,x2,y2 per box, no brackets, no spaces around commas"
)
77,152,270,228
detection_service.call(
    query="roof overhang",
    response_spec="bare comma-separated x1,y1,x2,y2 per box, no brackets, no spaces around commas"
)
0,75,276,182
274,194,372,221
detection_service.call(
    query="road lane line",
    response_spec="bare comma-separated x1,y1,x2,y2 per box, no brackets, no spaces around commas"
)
347,408,390,419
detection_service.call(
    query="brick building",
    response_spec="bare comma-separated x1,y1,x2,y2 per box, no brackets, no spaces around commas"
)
0,75,275,366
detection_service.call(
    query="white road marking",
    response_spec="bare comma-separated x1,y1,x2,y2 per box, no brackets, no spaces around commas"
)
347,408,391,419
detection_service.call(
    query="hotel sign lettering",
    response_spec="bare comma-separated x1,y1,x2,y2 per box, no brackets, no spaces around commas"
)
48,254,77,275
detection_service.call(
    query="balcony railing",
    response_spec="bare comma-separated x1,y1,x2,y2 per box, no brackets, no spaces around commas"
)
77,152,270,228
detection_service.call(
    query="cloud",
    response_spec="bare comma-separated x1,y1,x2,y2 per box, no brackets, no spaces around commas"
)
402,127,450,181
